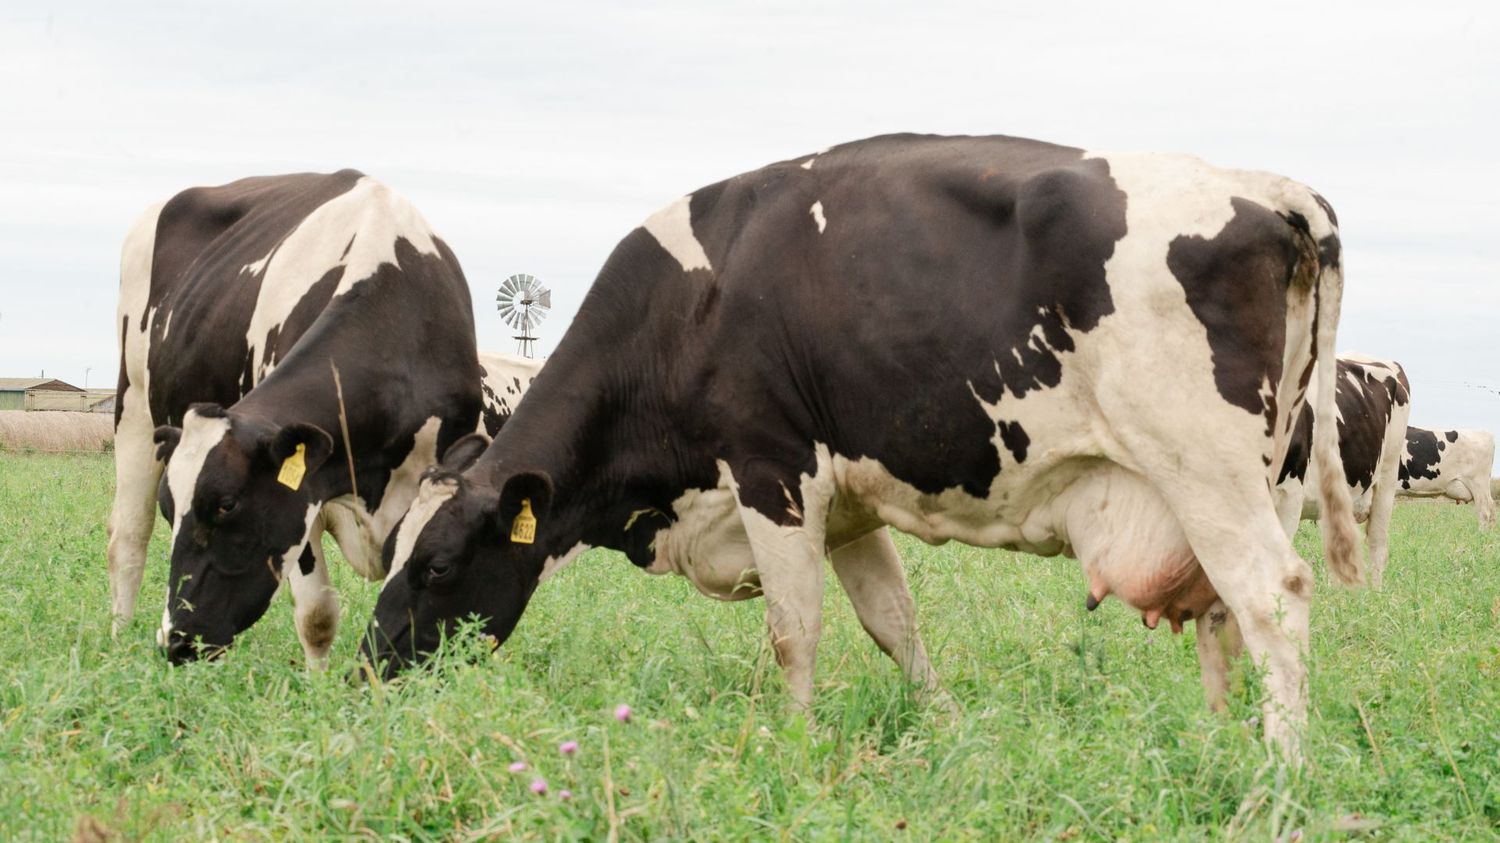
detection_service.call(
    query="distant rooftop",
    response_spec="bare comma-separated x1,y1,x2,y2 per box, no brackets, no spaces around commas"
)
0,378,84,392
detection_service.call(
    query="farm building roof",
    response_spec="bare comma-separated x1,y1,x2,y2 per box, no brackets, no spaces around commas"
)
0,378,84,392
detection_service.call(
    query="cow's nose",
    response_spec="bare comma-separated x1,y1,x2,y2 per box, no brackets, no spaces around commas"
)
165,635,199,665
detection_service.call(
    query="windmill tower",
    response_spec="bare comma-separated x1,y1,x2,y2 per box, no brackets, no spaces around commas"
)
496,273,551,358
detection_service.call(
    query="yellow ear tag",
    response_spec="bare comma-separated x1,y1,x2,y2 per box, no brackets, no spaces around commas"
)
510,498,537,545
277,443,307,491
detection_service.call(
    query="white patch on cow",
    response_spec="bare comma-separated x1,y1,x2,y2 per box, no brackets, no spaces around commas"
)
810,201,827,233
242,177,442,381
165,410,233,536
642,195,713,273
647,465,760,600
243,254,272,276
799,147,829,170
286,523,339,670
322,416,445,581
383,476,459,584
539,542,589,583
156,603,172,648
279,502,323,572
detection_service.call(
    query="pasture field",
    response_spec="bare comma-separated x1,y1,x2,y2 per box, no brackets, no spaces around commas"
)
1,451,1498,841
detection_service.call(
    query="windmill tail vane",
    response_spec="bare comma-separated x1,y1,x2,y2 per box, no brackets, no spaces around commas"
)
497,273,551,358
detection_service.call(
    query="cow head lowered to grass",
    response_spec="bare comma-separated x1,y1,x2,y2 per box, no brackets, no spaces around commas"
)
153,403,335,662
361,133,1361,763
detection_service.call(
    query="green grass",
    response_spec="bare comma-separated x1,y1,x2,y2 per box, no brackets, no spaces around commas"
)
2,452,1498,841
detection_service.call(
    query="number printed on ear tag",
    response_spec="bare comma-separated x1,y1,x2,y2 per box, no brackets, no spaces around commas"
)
510,498,537,544
277,443,307,491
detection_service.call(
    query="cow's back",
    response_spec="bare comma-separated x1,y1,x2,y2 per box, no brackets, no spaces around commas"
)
119,170,474,430
676,137,1323,532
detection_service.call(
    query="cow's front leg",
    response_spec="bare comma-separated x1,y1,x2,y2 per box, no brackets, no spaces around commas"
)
829,528,940,697
730,457,833,713
108,398,164,634
1194,600,1244,712
286,526,340,671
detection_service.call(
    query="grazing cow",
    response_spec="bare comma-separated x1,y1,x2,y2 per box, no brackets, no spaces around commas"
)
363,134,1359,759
477,351,543,436
1275,355,1410,586
1398,427,1496,529
108,170,483,666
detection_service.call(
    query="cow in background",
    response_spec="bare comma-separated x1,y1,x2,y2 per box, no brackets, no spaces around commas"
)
477,351,543,436
1276,355,1411,587
1399,427,1496,529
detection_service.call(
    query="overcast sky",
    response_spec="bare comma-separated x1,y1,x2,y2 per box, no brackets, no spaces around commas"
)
1,1,1495,433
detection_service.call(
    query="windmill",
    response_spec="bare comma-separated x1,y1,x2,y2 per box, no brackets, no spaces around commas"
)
496,273,551,358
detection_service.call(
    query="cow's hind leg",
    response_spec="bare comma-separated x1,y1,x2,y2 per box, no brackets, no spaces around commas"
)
286,527,340,671
1194,600,1245,712
107,401,163,634
1170,485,1312,761
829,528,940,696
730,458,833,712
1364,408,1410,588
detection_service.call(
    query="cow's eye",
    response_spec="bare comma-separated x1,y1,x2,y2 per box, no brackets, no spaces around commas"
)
426,560,454,585
216,500,238,517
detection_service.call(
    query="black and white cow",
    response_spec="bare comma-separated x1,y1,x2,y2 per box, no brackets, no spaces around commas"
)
107,170,483,666
363,134,1360,758
1275,355,1410,587
1398,427,1496,529
477,351,543,437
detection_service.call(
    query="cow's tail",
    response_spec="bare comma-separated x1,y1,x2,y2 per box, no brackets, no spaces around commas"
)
1300,196,1365,587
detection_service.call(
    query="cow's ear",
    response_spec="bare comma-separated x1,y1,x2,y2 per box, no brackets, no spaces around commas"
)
153,426,182,463
266,423,335,484
495,470,553,545
439,433,490,472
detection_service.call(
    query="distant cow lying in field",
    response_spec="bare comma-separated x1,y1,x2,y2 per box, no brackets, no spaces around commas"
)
109,170,488,666
362,133,1361,761
1398,427,1496,530
1275,355,1410,587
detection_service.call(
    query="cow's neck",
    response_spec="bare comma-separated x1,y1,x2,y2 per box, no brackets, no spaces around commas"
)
234,356,370,505
479,261,717,568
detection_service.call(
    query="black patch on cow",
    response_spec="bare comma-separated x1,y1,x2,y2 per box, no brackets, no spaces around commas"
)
115,316,131,429
1168,198,1304,426
1278,403,1314,484
1310,191,1338,228
298,543,316,576
1309,196,1342,270
998,421,1030,464
1399,426,1445,488
1446,430,1459,443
